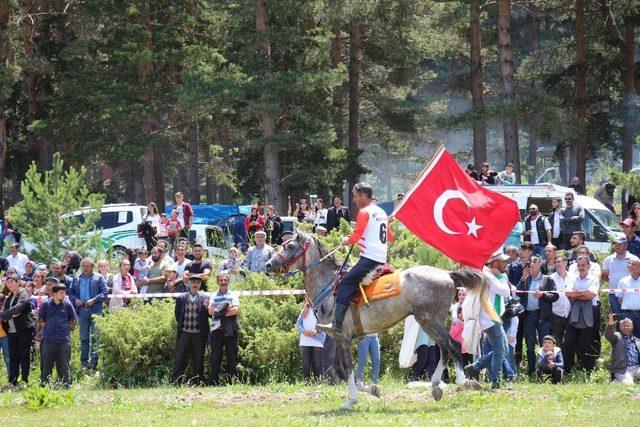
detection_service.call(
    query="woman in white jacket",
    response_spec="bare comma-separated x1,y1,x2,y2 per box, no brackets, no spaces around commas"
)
109,259,138,312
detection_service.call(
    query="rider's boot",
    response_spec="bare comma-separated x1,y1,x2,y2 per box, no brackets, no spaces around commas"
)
317,303,349,334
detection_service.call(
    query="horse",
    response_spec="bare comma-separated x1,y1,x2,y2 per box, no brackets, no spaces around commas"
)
265,230,482,409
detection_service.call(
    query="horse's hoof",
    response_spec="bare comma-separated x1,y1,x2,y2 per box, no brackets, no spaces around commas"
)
370,384,381,399
340,399,358,410
465,379,483,391
431,385,443,401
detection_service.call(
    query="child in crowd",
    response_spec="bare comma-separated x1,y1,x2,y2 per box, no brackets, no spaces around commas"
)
505,316,518,381
536,335,564,384
165,209,182,251
134,249,151,294
449,288,472,366
155,213,169,245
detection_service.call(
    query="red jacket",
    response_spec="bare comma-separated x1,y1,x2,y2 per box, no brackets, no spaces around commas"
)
244,214,264,235
177,202,194,228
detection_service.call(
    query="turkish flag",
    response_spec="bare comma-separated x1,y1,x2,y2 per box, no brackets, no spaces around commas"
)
394,147,520,268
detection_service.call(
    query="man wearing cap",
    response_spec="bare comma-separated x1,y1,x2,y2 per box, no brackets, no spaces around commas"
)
560,192,584,250
603,237,639,316
517,256,558,375
616,259,640,339
172,275,209,385
315,225,327,237
244,230,274,273
37,280,77,387
621,218,640,258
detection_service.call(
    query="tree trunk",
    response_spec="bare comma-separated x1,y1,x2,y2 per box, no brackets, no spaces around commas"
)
203,134,216,204
217,124,232,203
527,12,540,183
0,0,9,221
330,0,346,149
574,0,587,187
469,0,486,169
557,141,568,186
622,19,635,173
187,121,200,204
256,0,283,212
138,3,156,206
347,18,361,213
19,0,38,156
152,144,165,212
497,0,520,183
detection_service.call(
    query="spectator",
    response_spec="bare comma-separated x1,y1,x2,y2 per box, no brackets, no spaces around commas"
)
594,182,616,214
51,261,72,287
536,335,564,384
465,163,479,180
171,276,209,385
37,281,77,388
449,288,472,366
315,225,327,237
542,245,557,275
164,266,187,294
96,259,113,292
356,333,380,387
293,199,313,223
2,215,20,253
569,176,585,195
174,191,194,240
218,247,242,275
549,254,572,345
560,193,584,250
505,314,518,380
497,163,516,185
244,204,264,244
507,242,533,290
563,256,600,373
208,273,240,385
627,202,640,237
156,213,169,245
616,258,640,338
409,327,439,381
264,205,283,246
63,251,81,276
313,199,328,231
568,245,601,278
522,204,552,258
0,274,35,386
602,237,639,317
0,286,8,377
68,258,108,370
566,232,590,263
605,314,640,384
109,259,137,312
326,195,351,233
620,218,640,258
296,299,325,381
504,245,519,263
184,243,212,292
504,221,522,249
31,271,45,296
7,244,29,275
22,261,35,281
139,247,170,297
165,209,183,250
244,231,275,273
478,162,498,185
133,249,151,293
548,197,564,248
517,256,558,375
173,244,191,288
397,193,405,204
142,202,161,252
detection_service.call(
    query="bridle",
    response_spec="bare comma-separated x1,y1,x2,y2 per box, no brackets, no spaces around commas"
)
276,238,311,274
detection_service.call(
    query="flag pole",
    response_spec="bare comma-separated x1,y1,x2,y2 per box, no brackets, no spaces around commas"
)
392,145,446,216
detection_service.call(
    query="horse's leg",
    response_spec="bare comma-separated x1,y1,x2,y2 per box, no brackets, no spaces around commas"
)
335,334,358,410
414,315,452,401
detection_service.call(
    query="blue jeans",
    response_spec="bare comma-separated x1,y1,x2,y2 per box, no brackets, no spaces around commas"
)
523,310,550,374
505,345,516,380
336,257,383,306
623,311,640,339
474,322,507,386
356,335,380,384
78,309,100,367
609,294,623,316
482,319,513,381
0,336,10,376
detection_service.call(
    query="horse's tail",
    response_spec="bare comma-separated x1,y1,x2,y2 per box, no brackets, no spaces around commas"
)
449,268,501,324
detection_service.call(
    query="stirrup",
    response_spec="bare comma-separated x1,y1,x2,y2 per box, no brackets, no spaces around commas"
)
316,322,340,334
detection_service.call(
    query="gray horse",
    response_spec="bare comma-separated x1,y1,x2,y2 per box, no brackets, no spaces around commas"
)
265,230,481,409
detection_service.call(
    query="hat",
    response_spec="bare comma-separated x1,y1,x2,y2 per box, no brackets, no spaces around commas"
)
165,265,177,273
542,335,556,344
188,275,203,282
254,230,267,237
615,236,629,245
49,257,61,264
315,225,327,233
44,276,60,285
35,263,47,271
620,218,636,227
486,250,509,265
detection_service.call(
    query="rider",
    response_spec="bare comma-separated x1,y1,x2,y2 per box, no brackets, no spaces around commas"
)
317,182,393,334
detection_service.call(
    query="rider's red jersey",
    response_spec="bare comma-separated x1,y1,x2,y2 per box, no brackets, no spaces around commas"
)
347,204,393,263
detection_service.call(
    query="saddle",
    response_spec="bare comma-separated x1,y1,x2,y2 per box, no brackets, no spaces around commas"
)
354,265,402,308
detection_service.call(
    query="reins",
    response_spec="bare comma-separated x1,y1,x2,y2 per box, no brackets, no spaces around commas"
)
312,244,353,310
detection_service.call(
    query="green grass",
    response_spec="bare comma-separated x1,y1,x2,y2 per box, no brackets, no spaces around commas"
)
0,380,639,426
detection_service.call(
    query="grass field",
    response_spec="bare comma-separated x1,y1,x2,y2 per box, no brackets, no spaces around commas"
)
1,379,639,426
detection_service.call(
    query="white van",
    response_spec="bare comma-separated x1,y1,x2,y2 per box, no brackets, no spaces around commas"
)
494,184,623,253
63,203,148,258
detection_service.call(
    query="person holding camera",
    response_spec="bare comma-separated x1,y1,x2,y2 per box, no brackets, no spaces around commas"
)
536,335,564,384
478,162,498,185
605,313,640,384
517,256,559,375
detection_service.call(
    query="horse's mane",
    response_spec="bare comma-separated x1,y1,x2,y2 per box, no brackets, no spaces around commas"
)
306,232,342,268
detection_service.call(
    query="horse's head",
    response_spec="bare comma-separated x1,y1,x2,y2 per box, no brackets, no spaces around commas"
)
265,229,312,274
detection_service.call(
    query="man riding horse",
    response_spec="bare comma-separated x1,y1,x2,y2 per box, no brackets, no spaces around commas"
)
317,182,393,335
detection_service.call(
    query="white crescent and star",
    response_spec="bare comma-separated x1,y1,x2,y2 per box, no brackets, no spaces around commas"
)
433,190,483,238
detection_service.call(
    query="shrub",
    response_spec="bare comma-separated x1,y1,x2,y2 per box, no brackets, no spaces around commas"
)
23,385,75,410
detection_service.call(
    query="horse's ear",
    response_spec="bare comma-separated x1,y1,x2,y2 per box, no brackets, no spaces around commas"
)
295,227,308,242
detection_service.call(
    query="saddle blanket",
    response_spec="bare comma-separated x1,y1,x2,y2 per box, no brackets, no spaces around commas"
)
354,270,402,308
